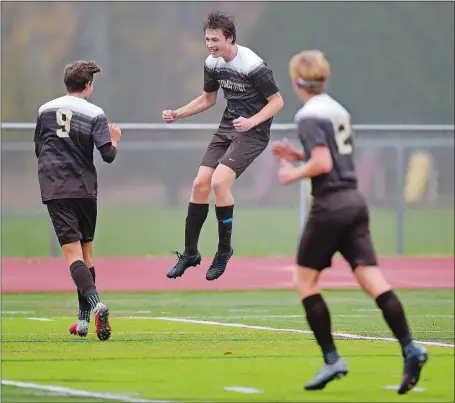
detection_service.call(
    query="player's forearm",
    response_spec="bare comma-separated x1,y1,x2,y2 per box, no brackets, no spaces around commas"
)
250,97,284,127
176,95,215,120
99,142,117,163
294,149,306,161
293,159,331,180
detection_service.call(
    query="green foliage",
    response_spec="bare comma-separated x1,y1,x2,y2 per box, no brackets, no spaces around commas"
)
247,2,454,124
3,2,452,124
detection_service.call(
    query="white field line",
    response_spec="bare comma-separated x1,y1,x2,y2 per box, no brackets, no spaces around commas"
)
224,386,264,394
123,316,454,348
2,312,452,320
151,314,454,320
26,318,54,322
1,380,175,403
384,385,426,392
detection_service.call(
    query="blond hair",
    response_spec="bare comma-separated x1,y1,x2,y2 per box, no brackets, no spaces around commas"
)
289,50,330,93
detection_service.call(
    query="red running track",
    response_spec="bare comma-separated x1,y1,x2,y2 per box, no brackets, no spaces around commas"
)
2,257,453,292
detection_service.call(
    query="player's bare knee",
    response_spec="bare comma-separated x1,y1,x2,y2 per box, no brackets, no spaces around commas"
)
192,176,211,199
293,266,320,299
211,164,236,197
83,256,94,269
211,175,232,196
82,242,93,268
211,176,231,196
62,241,84,265
354,265,391,299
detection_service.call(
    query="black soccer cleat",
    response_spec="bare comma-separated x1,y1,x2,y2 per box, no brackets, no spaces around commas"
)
206,248,234,281
304,358,348,391
398,344,428,394
167,250,201,279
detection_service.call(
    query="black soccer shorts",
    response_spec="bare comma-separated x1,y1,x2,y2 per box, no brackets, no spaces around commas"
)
297,188,378,271
45,198,97,246
200,130,269,178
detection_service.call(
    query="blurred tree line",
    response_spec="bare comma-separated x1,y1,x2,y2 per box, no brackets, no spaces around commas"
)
1,1,453,125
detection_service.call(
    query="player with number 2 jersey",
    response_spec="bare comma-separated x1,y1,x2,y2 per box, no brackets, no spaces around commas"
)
272,50,428,394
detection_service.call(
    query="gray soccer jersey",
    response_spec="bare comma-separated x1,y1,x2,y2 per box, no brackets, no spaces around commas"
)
34,95,114,202
203,45,279,138
295,94,358,196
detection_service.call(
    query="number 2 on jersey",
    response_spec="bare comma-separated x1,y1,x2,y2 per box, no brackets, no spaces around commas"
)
56,108,73,138
333,117,353,155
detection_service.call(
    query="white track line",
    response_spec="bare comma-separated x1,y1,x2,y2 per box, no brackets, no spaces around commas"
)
1,380,174,403
125,316,454,348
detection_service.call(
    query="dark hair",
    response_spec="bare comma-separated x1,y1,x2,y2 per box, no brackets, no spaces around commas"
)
203,11,236,44
63,60,102,93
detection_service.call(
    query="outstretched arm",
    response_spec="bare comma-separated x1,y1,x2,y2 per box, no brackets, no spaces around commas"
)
163,91,217,123
271,138,305,162
163,62,219,124
176,90,217,119
278,119,333,184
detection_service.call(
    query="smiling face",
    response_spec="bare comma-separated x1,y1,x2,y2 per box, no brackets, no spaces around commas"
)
202,11,237,60
205,28,233,59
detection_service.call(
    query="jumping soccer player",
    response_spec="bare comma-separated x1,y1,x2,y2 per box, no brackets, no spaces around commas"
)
273,49,428,393
34,60,121,340
162,11,283,281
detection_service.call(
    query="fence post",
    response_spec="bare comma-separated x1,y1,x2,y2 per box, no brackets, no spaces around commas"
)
299,178,310,230
396,146,405,255
48,219,59,257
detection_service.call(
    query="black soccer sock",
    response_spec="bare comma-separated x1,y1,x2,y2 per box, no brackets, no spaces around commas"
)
302,294,340,364
376,290,413,356
70,260,100,311
77,267,96,314
86,292,101,310
184,202,209,254
78,310,91,322
215,205,234,253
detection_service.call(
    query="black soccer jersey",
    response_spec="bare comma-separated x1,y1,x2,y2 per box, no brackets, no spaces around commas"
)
203,45,279,138
295,94,357,197
34,95,116,202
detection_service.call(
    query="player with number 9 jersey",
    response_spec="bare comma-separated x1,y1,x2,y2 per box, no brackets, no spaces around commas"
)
36,89,114,202
34,60,121,342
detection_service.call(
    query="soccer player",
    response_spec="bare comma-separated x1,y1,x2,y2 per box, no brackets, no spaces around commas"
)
273,50,428,393
34,60,121,341
162,11,283,281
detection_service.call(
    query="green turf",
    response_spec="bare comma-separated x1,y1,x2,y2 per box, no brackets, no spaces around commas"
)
2,206,454,258
2,290,454,402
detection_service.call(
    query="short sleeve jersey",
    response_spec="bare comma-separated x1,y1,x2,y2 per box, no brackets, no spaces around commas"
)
294,94,358,196
34,95,111,202
203,45,279,138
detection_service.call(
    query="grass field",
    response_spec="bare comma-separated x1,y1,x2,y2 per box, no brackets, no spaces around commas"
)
2,206,454,258
2,290,454,402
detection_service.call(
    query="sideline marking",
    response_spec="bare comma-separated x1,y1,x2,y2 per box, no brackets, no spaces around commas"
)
1,380,174,403
123,316,454,348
